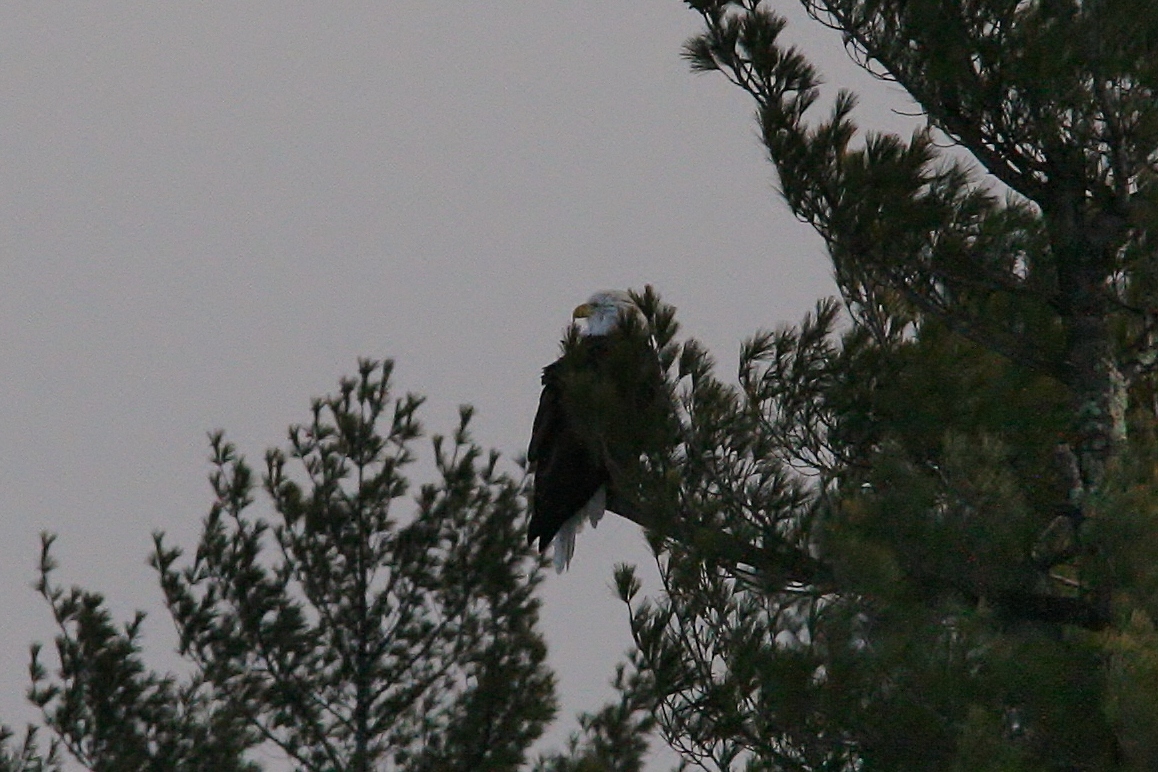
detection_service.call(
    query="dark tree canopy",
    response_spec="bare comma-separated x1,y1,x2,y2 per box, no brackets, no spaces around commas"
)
153,359,556,771
587,2,1158,770
16,360,557,772
682,0,1158,496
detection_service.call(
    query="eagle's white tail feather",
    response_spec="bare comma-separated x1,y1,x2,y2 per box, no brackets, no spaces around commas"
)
551,485,606,573
583,486,606,529
552,518,578,574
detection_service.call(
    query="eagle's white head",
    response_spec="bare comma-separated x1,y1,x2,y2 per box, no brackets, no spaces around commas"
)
572,290,638,337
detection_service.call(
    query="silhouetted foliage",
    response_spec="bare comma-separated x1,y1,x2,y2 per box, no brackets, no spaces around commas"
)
28,533,261,772
532,664,656,772
0,725,58,772
19,360,556,772
580,2,1158,769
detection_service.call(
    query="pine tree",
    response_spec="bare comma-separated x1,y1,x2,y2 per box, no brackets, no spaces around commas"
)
0,724,59,772
26,537,263,772
597,2,1158,769
21,359,556,771
531,664,656,772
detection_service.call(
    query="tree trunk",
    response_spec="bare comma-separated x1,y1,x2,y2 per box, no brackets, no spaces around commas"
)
1047,183,1128,501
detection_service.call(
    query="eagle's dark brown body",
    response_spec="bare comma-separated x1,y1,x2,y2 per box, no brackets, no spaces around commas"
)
526,312,667,569
526,336,614,553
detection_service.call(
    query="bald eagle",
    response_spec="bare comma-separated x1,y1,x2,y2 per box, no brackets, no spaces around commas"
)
527,290,666,572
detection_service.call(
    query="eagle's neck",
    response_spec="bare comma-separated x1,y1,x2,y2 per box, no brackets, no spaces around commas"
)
581,312,620,337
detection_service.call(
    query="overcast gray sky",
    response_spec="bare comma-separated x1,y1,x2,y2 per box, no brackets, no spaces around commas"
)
0,3,916,767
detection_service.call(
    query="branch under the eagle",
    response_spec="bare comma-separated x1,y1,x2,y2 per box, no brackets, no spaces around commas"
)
604,462,1111,631
601,458,833,591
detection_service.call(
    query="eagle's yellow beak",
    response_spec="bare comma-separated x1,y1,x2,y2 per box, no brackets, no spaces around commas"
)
572,303,593,319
